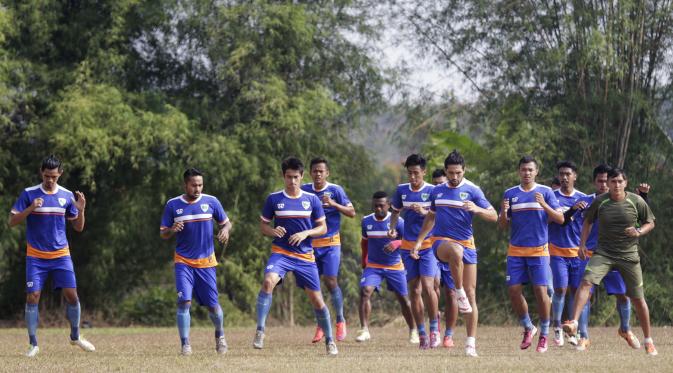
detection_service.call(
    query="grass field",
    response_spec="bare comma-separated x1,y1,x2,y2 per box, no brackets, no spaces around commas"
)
0,325,671,372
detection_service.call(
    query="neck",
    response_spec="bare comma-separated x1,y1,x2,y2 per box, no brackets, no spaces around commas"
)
184,194,199,202
410,182,423,191
375,214,387,221
313,181,327,190
610,191,626,201
520,182,535,191
560,186,574,195
285,187,301,197
42,183,57,192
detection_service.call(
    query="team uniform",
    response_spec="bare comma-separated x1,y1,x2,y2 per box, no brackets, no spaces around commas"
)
548,189,587,290
360,213,407,295
391,182,437,280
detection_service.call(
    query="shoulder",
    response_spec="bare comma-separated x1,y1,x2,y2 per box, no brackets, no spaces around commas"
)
300,183,313,192
201,194,222,204
626,192,647,205
536,185,554,193
165,195,182,206
504,185,519,195
24,184,41,192
266,190,284,200
328,183,346,193
56,185,74,195
396,183,409,192
362,213,374,222
463,179,482,192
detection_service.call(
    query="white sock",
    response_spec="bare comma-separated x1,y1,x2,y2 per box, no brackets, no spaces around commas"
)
466,336,476,347
456,288,466,297
644,337,653,344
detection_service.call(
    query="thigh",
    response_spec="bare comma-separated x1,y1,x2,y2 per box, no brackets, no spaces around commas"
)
315,246,341,277
292,259,322,291
526,256,551,286
175,263,195,303
613,259,644,299
570,258,590,289
26,257,49,293
602,270,627,295
583,253,613,286
463,247,478,265
506,256,529,286
384,269,409,296
264,253,291,278
400,250,420,281
438,262,455,289
550,256,569,289
418,248,438,278
361,268,384,291
49,256,76,290
193,267,219,307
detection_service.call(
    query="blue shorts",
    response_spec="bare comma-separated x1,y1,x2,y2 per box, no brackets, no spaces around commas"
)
314,245,340,277
437,262,455,290
551,256,585,289
401,248,437,281
507,256,551,286
175,264,219,307
26,256,76,292
265,253,321,291
360,267,408,296
602,270,627,295
432,240,478,265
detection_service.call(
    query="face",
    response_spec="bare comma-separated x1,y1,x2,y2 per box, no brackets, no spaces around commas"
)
557,167,576,190
41,168,62,190
283,169,303,190
372,197,389,218
310,163,329,186
608,174,627,195
594,173,609,194
518,162,538,184
432,176,447,186
184,176,204,200
407,165,426,189
445,164,464,187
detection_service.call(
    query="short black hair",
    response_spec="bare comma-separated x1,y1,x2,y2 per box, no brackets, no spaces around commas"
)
444,150,465,169
518,155,538,169
183,168,203,182
431,168,446,179
404,154,427,170
592,164,612,180
556,160,577,172
282,157,304,174
372,191,388,200
41,154,62,172
607,167,627,180
310,157,329,170
551,177,561,186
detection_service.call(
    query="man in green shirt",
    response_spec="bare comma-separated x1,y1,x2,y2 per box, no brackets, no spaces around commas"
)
563,168,657,356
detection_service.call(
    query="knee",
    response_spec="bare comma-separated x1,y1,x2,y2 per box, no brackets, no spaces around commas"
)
262,279,276,293
178,301,192,310
26,292,40,304
411,286,423,297
324,277,338,290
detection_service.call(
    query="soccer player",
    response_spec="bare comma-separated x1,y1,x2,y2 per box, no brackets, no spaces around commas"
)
253,157,338,355
414,150,497,357
160,168,232,355
302,157,355,343
356,191,414,342
547,161,586,348
9,155,95,358
389,154,438,348
498,156,563,353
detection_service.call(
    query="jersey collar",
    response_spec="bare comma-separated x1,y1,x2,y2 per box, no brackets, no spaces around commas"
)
374,212,391,222
180,194,203,204
518,182,538,192
40,184,59,195
283,190,303,199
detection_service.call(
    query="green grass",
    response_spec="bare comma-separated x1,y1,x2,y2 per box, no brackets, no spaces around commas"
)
1,326,671,372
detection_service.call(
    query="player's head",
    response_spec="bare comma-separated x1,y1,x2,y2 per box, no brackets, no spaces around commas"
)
404,154,427,189
607,167,628,194
556,160,577,191
40,155,63,190
309,157,330,186
517,155,538,184
372,190,390,218
444,150,465,187
551,177,561,190
431,168,447,185
592,164,612,194
183,168,204,200
281,157,304,190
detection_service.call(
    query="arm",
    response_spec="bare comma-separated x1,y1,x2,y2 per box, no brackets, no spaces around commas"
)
160,221,184,239
360,238,368,269
8,198,43,227
70,191,86,232
216,219,233,244
497,198,510,230
413,211,436,253
536,192,563,224
561,200,588,226
578,218,593,260
463,202,497,223
388,209,401,238
323,195,356,218
288,219,327,246
260,220,286,239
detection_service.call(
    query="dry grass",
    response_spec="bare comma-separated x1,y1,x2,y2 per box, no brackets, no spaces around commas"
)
0,325,672,372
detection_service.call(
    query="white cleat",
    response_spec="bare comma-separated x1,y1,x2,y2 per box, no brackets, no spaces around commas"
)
70,336,95,352
553,328,564,347
253,330,265,349
216,335,228,354
180,344,193,356
25,345,40,358
409,329,420,344
457,295,473,313
326,341,338,356
430,331,441,348
567,334,578,346
465,344,478,357
355,329,371,342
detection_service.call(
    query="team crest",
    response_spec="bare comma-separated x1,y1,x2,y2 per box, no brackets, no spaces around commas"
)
302,201,311,210
421,193,429,201
437,193,443,198
324,192,332,198
200,204,209,212
27,282,34,288
460,192,469,200
401,194,407,200
58,198,66,206
176,208,184,215
512,197,519,203
367,225,373,230
277,203,285,209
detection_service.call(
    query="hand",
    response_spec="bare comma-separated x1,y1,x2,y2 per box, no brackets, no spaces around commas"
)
410,247,420,260
463,201,479,213
73,191,86,212
383,242,396,254
171,221,184,233
624,227,640,238
387,228,397,239
288,231,308,246
500,199,510,216
217,229,230,245
410,203,427,215
535,192,546,207
30,197,44,211
321,194,334,207
637,183,650,194
578,245,588,260
572,201,588,210
272,226,287,238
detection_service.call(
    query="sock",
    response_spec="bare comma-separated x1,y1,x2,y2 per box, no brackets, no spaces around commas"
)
540,319,550,336
519,314,534,330
330,287,345,323
314,307,334,344
579,302,590,338
456,288,466,297
644,337,653,344
429,318,439,333
551,293,565,328
417,323,427,336
466,336,476,347
25,303,38,346
445,327,453,338
256,291,273,332
65,301,81,341
177,303,191,346
209,304,224,338
618,299,631,332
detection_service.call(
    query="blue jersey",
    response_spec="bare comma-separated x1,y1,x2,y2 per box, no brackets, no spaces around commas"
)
576,193,600,251
161,194,229,268
503,184,561,257
261,190,325,261
11,184,79,259
301,182,352,247
361,213,404,269
548,189,586,257
391,182,434,247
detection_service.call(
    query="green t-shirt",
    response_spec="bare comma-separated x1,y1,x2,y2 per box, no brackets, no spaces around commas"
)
584,192,655,261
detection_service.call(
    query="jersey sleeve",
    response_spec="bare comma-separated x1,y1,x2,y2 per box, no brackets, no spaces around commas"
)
429,189,438,212
336,186,352,207
160,202,174,230
311,195,326,222
361,218,367,239
11,190,31,214
473,187,493,210
391,187,402,211
635,195,655,224
545,188,561,210
261,195,275,222
213,198,229,225
66,193,79,220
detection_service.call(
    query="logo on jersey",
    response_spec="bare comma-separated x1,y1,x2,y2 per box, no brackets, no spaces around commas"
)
176,209,184,215
512,197,519,203
460,192,469,200
437,193,443,198
200,204,209,212
277,203,285,209
421,193,429,201
266,264,274,270
27,281,34,288
401,194,407,200
324,192,332,198
177,291,183,298
367,225,373,230
58,198,66,206
302,201,311,210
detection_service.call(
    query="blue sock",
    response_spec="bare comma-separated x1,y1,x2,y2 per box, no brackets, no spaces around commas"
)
25,303,38,346
417,323,427,336
429,318,439,333
579,302,590,338
177,303,191,346
540,319,550,337
330,287,345,323
314,307,334,344
65,301,81,341
256,291,273,332
519,314,534,330
551,293,565,328
618,299,631,332
444,327,453,338
209,304,224,338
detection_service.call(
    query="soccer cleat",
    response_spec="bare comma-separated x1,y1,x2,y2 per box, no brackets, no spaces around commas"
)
70,336,95,352
409,329,420,344
216,335,228,354
536,335,548,353
457,295,473,313
562,320,578,338
336,321,347,342
326,341,338,356
355,329,371,342
180,344,193,356
311,326,324,343
430,331,440,348
520,326,538,350
419,334,430,350
618,329,641,349
465,344,478,357
253,330,265,349
576,338,590,351
644,341,658,356
442,335,454,348
553,328,564,346
25,345,39,358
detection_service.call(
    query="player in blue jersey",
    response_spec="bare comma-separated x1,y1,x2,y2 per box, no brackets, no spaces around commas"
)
389,154,438,348
355,191,415,342
302,157,355,343
498,156,564,353
160,168,233,355
415,150,497,357
548,161,586,348
253,157,338,355
9,155,94,358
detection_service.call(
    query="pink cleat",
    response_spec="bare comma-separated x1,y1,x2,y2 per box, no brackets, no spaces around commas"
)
536,335,548,353
520,326,538,350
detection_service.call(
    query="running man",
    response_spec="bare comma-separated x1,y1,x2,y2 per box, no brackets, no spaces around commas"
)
302,157,355,343
389,154,438,348
9,155,95,358
415,150,497,357
498,156,563,353
160,168,233,355
563,168,658,356
356,191,414,342
253,157,338,355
